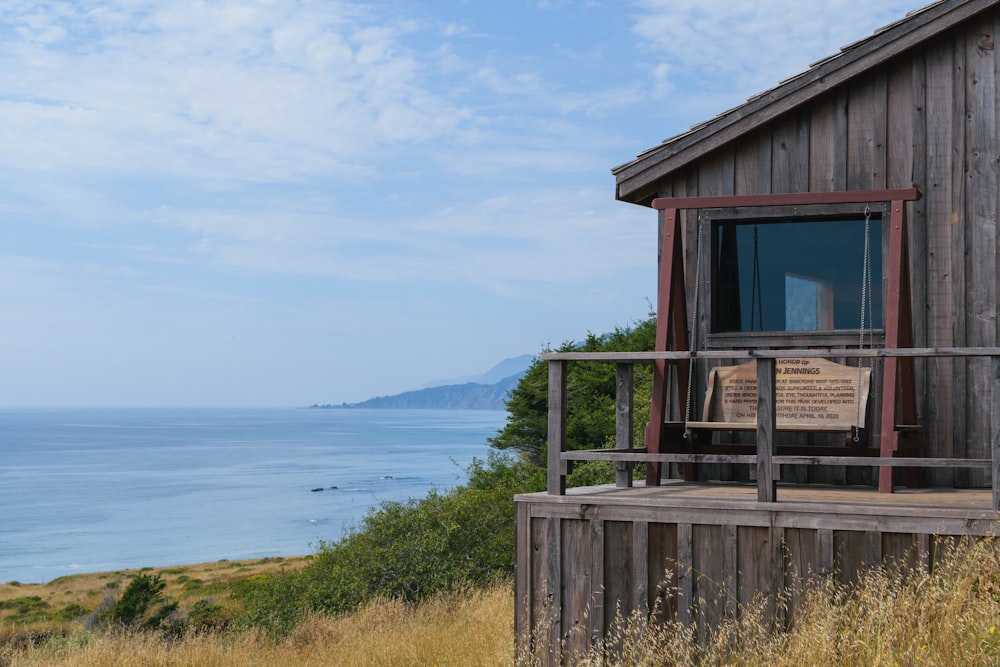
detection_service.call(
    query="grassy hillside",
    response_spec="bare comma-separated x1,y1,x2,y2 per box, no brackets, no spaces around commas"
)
5,316,998,665
0,557,310,639
4,537,1000,666
1,569,513,667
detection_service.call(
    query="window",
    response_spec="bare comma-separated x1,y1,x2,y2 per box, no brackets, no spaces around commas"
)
711,216,882,333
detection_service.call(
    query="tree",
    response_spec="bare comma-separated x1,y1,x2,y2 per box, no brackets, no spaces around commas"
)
101,573,178,631
488,314,656,478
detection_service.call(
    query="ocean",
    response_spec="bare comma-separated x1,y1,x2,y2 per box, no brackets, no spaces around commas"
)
0,407,507,584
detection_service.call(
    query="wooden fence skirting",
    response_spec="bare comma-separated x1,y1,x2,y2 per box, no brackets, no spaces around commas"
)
540,347,1000,510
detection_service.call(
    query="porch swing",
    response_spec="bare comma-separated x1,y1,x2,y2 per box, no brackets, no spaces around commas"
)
644,188,921,493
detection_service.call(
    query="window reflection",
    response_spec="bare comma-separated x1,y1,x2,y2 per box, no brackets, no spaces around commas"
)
712,218,882,333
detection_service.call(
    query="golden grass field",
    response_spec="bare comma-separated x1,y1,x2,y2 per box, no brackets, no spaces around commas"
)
3,537,1000,666
0,558,515,667
2,588,515,667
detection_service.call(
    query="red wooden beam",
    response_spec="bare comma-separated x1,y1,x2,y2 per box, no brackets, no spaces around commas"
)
651,188,921,211
646,208,689,487
879,199,912,493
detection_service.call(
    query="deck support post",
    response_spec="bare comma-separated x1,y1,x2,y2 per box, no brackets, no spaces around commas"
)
757,357,777,502
548,360,567,495
615,363,635,487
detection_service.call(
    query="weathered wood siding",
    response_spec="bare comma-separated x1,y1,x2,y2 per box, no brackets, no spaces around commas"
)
656,17,1000,485
515,486,998,665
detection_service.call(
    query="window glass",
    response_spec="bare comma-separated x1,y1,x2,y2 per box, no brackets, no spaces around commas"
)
712,218,882,333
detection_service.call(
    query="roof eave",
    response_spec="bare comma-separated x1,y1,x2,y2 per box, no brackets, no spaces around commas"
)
614,0,998,205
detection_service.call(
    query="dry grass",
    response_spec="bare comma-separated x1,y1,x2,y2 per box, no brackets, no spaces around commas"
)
1,583,514,667
543,536,1000,667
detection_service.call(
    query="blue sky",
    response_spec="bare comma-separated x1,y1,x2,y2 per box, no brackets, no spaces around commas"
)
0,0,925,406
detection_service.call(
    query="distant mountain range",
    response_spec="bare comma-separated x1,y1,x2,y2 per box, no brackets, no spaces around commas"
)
311,354,535,410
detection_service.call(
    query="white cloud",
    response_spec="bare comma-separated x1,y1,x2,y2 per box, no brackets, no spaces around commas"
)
0,0,650,196
0,1,472,185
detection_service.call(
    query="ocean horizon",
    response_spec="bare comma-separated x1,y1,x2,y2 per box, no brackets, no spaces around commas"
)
0,407,506,584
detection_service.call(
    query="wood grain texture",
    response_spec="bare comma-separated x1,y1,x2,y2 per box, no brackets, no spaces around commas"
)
757,358,777,501
993,357,1000,510
648,522,678,624
588,519,605,649
516,481,1000,665
963,16,997,486
604,521,633,632
692,524,726,634
632,521,650,617
514,501,531,654
560,519,590,658
615,363,635,488
547,361,567,495
677,522,694,627
950,33,970,485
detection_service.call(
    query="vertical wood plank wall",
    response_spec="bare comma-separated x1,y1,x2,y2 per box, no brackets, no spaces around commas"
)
516,496,994,664
656,17,1000,484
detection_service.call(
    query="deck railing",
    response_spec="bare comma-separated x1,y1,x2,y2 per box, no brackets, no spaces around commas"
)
542,348,1000,510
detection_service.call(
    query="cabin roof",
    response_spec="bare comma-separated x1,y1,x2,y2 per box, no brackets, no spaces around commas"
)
613,0,1000,206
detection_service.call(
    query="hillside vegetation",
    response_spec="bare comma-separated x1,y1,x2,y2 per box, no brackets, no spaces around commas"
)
233,315,657,634
5,536,1000,666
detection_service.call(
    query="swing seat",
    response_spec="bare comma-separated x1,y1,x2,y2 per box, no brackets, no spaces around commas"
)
686,357,872,444
685,421,866,434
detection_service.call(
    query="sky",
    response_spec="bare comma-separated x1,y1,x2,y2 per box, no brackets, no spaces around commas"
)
0,0,928,407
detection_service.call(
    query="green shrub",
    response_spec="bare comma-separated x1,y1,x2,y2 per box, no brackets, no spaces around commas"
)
53,603,89,621
100,573,178,631
181,578,204,592
0,596,51,623
186,598,230,631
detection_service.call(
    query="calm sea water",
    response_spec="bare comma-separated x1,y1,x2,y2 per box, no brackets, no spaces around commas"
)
0,407,506,584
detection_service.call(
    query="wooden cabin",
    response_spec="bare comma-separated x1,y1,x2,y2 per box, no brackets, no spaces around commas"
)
516,0,1000,662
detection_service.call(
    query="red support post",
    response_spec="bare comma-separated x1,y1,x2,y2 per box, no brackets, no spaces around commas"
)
646,208,689,487
878,200,908,493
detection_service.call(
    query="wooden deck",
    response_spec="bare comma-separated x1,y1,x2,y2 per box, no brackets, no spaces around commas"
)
530,479,996,517
515,481,999,662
